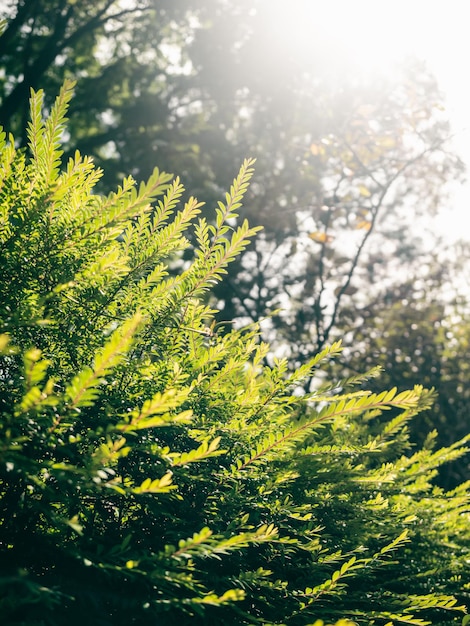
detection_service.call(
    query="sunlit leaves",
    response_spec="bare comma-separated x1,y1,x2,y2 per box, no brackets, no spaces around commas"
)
190,158,262,297
232,385,435,474
27,80,75,187
133,472,176,494
167,437,225,466
117,388,193,432
66,312,143,409
14,348,56,415
1,81,468,626
165,523,278,562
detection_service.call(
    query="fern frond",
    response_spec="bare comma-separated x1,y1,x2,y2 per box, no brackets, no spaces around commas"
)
189,218,262,297
183,159,261,298
298,556,362,606
166,523,278,562
27,80,75,186
236,386,431,472
316,365,383,396
117,387,193,432
41,79,75,182
66,312,142,408
167,437,226,466
79,166,173,244
52,152,103,224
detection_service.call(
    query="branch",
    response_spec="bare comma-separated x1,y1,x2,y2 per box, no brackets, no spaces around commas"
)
313,175,344,347
321,139,448,350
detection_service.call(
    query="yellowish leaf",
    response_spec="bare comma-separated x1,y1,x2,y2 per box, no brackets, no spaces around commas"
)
0,334,10,352
310,143,325,156
377,136,396,148
308,231,334,243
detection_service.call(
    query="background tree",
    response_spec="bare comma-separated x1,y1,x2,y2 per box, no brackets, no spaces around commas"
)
0,0,202,188
341,247,470,487
1,0,468,476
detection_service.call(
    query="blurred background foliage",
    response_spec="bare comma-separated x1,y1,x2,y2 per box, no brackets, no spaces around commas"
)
0,0,468,484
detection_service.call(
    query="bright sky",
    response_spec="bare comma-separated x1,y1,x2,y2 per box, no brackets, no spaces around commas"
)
332,0,470,240
407,2,470,241
278,0,470,240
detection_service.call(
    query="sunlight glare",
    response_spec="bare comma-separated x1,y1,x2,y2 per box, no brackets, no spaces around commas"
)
264,0,441,79
261,0,470,241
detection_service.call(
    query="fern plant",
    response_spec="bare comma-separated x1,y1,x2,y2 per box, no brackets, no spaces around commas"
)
0,82,469,626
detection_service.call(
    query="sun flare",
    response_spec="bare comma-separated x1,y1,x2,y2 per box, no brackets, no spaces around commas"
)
261,0,442,79
256,0,470,241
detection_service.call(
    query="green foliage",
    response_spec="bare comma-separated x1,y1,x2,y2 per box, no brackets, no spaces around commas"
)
341,266,470,487
0,84,469,626
2,0,468,487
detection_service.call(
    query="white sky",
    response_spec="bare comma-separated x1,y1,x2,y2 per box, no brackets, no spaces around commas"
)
416,4,470,240
302,0,470,240
389,1,470,241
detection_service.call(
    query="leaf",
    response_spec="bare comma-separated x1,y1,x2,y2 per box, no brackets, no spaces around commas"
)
190,588,245,606
0,334,11,353
133,472,176,494
310,143,326,156
168,437,226,466
308,231,334,243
